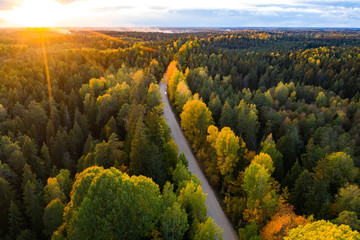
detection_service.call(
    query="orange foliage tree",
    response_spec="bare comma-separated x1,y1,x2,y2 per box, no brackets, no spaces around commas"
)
261,204,309,240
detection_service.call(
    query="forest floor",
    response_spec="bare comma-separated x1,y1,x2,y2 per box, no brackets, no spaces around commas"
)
159,80,238,240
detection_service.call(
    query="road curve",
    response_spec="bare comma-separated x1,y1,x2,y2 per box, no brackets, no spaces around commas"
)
159,80,238,240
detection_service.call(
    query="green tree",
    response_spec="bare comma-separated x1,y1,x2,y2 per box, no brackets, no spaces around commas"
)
41,144,52,175
326,152,357,191
333,211,360,231
64,166,163,240
43,198,65,237
94,133,125,169
23,180,43,234
178,181,207,223
220,100,237,131
194,218,223,240
8,200,24,239
237,100,259,150
129,121,148,175
315,91,327,107
172,162,192,189
146,83,162,109
336,184,360,217
238,221,262,240
208,93,222,123
22,136,45,180
44,177,66,204
260,134,283,180
161,202,189,240
55,169,73,199
162,182,177,209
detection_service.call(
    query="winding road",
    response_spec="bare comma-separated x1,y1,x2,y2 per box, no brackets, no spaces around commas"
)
159,80,238,240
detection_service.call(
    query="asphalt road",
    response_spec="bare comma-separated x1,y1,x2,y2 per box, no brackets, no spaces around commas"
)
159,80,238,240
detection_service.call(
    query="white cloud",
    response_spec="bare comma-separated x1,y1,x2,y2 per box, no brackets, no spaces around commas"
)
0,0,359,27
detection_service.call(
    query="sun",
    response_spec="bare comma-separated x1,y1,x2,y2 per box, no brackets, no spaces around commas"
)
3,0,65,27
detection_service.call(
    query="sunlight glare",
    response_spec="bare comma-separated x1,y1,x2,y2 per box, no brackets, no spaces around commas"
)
3,0,65,27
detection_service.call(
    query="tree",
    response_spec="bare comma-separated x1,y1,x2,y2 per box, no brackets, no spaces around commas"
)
41,144,52,175
172,162,192,189
207,126,240,176
162,182,177,209
180,98,213,149
285,220,360,240
94,133,125,169
50,130,67,168
237,100,259,150
103,116,117,140
23,180,43,234
8,200,24,239
178,181,207,223
243,162,278,224
274,82,289,105
168,69,182,102
220,100,237,131
301,138,325,171
7,149,26,177
64,166,163,240
261,204,309,240
252,153,275,174
129,121,148,175
55,169,73,199
146,83,162,109
215,127,240,176
44,177,66,204
175,81,192,113
326,152,357,192
333,211,360,231
315,91,327,107
277,131,297,174
194,218,223,240
208,93,222,123
166,61,180,84
22,136,45,180
161,202,189,240
239,221,262,240
43,198,64,237
336,184,360,217
260,134,283,180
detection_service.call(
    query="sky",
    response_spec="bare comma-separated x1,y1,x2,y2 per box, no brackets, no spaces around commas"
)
0,0,359,28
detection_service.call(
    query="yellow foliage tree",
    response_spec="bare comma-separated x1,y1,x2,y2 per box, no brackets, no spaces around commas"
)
285,220,360,240
175,81,192,112
181,99,213,150
207,125,240,175
166,61,179,81
252,153,275,174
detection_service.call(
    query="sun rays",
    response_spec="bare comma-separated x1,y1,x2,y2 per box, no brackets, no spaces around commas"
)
1,0,66,27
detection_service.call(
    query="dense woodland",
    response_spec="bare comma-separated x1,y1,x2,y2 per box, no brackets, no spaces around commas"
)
165,30,360,239
0,29,222,240
0,28,360,239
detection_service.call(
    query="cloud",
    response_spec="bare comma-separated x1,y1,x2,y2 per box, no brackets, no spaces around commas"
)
55,0,79,4
0,0,20,10
1,0,359,27
120,6,360,28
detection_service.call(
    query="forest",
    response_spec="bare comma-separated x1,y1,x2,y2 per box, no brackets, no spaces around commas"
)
0,28,360,240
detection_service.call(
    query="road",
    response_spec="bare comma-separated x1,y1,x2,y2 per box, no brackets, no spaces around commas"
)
159,80,238,240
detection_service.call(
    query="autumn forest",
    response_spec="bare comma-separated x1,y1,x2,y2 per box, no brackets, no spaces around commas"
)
0,28,360,240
